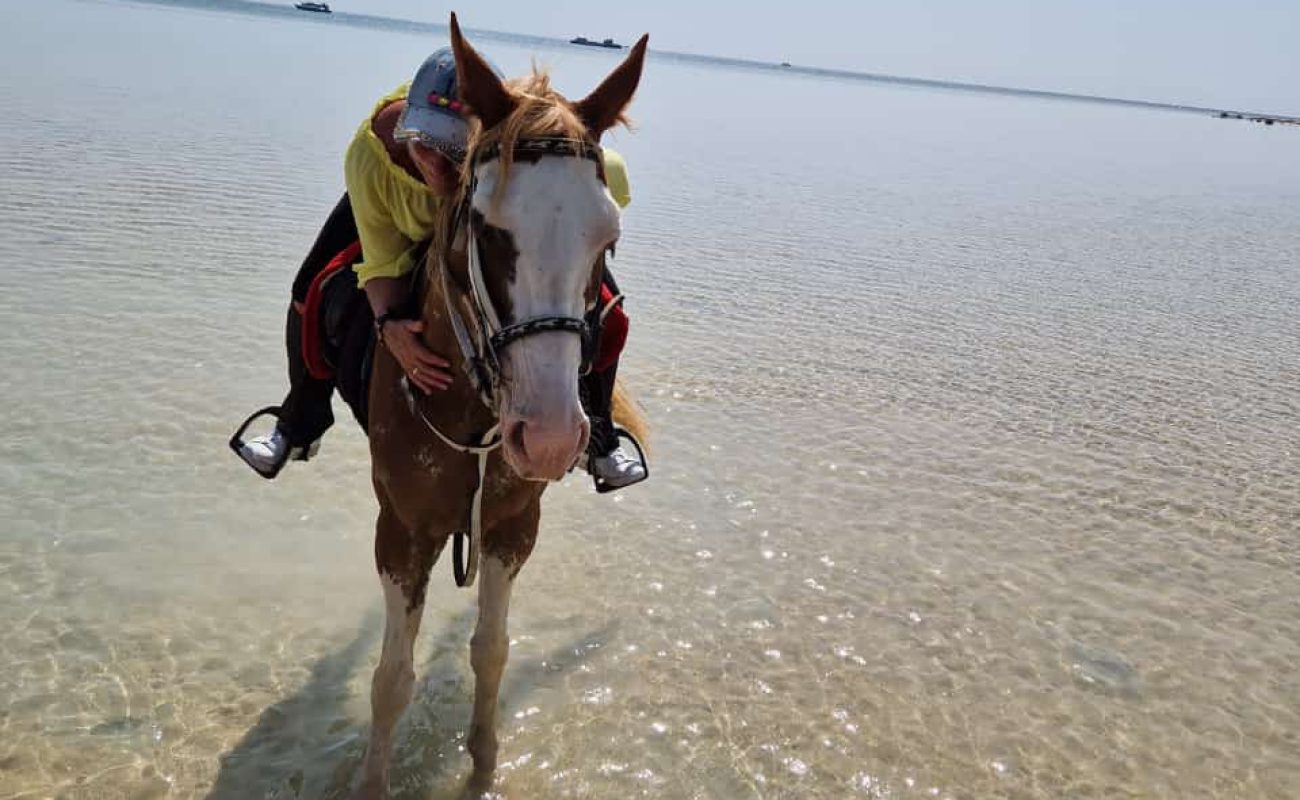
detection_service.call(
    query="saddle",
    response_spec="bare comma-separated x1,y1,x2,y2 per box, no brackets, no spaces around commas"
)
228,241,408,478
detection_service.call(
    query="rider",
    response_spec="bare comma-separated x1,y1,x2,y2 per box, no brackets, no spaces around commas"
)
234,48,646,489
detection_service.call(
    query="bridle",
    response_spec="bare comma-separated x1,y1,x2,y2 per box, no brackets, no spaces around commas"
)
442,136,606,410
406,135,608,588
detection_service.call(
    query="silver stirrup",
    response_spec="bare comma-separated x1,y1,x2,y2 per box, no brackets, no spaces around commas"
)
228,406,319,480
592,426,649,494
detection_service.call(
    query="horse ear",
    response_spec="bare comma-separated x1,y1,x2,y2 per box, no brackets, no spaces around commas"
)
449,13,515,129
573,34,649,136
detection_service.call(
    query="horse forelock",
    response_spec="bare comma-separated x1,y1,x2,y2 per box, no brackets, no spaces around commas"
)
461,70,594,208
432,71,594,272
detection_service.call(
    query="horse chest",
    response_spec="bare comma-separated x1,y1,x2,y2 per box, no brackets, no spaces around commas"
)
372,393,542,542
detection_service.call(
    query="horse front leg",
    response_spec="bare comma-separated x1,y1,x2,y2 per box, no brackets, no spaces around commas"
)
467,555,515,775
353,509,437,800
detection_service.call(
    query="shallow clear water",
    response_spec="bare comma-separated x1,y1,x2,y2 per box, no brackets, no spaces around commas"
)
2,1,1298,798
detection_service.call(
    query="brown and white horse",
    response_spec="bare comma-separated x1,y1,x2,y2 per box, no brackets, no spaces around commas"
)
352,15,648,798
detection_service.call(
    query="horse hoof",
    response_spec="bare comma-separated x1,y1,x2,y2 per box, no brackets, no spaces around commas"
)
466,767,497,795
349,778,387,800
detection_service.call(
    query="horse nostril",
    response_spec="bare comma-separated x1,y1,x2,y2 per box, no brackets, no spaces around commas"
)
506,420,528,458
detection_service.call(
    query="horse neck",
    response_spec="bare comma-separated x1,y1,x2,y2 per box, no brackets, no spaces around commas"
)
413,247,497,435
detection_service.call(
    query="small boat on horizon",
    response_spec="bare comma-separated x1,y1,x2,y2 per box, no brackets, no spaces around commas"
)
570,36,623,49
294,2,331,12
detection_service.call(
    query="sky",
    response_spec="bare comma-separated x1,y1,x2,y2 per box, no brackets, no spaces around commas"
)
331,0,1298,112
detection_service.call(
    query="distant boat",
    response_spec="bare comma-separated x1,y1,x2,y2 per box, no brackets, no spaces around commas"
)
294,2,331,12
780,62,792,68
570,36,622,49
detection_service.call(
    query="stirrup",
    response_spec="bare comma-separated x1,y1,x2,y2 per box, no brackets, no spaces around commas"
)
228,406,292,480
593,426,649,494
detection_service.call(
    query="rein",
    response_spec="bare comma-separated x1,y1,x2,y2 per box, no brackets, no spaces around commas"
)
404,136,604,588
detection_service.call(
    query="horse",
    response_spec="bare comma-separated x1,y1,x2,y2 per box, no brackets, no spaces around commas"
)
350,14,649,798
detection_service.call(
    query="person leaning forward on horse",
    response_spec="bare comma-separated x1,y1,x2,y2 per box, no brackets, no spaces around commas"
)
234,48,647,489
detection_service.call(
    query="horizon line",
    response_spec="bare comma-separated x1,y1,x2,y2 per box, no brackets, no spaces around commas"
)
121,0,1300,123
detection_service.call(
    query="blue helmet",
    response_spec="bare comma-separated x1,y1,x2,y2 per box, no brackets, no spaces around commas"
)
394,46,504,159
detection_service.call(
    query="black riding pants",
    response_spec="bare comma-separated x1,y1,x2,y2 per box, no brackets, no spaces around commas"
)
278,194,357,449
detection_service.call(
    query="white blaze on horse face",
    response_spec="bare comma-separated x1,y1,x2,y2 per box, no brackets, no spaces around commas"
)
473,155,620,480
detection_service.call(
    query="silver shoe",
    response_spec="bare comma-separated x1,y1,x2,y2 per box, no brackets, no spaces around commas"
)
590,444,647,490
237,428,290,477
235,426,319,479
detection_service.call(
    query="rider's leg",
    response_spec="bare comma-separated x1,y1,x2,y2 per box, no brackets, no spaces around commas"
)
279,302,337,452
237,305,335,474
582,350,647,490
237,195,357,477
580,266,645,489
292,195,359,303
583,358,618,457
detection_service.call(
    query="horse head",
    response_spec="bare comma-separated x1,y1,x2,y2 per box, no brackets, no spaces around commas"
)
448,14,647,482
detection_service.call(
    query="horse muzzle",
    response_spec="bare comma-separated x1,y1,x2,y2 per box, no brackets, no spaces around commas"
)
501,410,589,481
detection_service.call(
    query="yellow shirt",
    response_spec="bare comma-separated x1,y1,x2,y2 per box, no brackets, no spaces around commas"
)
603,147,631,209
345,84,442,287
346,85,633,287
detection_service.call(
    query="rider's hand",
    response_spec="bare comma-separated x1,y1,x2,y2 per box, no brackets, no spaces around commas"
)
382,320,453,393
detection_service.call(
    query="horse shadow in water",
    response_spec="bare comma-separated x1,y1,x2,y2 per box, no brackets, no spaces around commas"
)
205,607,620,800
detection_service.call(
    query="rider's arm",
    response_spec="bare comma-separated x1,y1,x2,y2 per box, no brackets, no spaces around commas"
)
359,270,452,393
345,133,451,392
346,181,420,295
361,276,408,319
